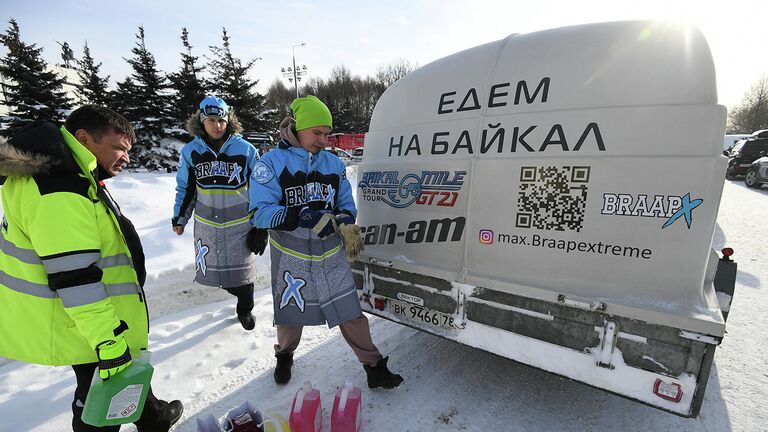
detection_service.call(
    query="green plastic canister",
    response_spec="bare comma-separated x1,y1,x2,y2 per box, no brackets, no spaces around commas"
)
81,350,154,427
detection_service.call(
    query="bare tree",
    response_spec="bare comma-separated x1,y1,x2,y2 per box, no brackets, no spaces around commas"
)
266,60,417,133
265,78,294,110
375,59,417,87
728,75,768,133
261,78,294,135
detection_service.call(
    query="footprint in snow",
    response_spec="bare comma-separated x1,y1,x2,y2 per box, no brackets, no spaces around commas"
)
224,358,246,369
163,323,181,332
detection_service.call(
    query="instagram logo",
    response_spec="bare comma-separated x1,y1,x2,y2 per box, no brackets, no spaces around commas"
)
478,229,494,244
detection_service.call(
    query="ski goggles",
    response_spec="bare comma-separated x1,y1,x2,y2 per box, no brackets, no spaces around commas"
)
201,104,227,117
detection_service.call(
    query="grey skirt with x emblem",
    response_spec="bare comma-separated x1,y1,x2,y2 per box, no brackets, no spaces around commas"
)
268,228,362,328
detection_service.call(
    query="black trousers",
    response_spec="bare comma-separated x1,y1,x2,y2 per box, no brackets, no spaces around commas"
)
71,362,165,432
224,282,254,316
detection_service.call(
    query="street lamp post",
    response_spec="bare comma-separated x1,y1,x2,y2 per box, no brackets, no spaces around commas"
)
281,42,307,98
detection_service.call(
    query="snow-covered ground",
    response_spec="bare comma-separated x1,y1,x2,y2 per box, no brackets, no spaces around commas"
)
0,171,766,432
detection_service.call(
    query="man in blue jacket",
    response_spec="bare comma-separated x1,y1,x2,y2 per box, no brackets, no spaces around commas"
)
249,96,403,389
172,96,264,330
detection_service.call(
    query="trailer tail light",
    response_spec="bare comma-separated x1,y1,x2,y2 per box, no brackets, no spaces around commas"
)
374,297,386,311
721,247,734,258
653,379,683,402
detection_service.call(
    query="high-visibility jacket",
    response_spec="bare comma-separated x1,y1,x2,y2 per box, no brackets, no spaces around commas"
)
0,122,148,366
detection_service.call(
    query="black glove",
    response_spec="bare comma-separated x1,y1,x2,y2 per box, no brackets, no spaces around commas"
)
246,227,268,255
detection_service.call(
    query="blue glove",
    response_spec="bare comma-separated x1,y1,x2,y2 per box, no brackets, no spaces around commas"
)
299,207,336,238
335,214,355,226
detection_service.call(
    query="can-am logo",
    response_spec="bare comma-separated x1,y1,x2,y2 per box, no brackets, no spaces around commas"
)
360,217,465,245
601,193,703,229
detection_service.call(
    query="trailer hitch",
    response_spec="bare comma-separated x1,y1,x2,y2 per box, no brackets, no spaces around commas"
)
596,320,619,369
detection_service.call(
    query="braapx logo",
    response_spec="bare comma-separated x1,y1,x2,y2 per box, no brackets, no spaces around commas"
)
601,192,703,229
195,161,243,183
285,183,335,208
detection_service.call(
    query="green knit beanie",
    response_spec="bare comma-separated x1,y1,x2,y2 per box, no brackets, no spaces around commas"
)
290,95,333,131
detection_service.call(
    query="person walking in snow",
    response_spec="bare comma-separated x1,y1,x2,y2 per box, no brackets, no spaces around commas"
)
172,96,266,330
0,105,183,431
248,95,404,389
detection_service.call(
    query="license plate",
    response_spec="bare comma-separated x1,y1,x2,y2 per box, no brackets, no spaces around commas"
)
387,299,456,329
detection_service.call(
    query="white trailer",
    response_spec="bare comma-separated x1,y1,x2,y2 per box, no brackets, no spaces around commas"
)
352,21,736,417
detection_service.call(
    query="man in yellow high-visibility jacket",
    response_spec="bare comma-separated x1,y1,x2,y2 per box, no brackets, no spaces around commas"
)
0,105,182,431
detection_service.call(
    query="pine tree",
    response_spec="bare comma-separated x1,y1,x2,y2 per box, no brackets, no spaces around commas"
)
113,26,176,170
0,18,71,122
167,28,206,123
110,77,142,120
75,41,110,106
206,27,265,130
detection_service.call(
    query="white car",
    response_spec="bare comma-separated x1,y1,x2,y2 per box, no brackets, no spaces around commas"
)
745,154,768,188
326,147,353,166
351,147,364,164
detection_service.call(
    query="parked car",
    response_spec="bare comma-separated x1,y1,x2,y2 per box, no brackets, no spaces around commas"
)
745,153,768,188
242,131,274,153
726,130,768,178
726,139,747,157
351,147,364,163
326,147,353,166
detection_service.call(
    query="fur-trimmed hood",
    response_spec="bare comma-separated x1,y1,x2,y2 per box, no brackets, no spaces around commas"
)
185,110,244,139
0,121,71,179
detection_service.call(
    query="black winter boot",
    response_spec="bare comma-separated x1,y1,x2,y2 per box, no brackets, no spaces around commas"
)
274,352,294,384
136,399,183,432
364,356,404,389
238,313,255,330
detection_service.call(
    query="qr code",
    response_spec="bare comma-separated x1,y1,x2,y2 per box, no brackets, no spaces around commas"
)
516,166,590,232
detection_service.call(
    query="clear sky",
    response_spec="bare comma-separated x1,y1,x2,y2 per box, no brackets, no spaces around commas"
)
2,0,766,108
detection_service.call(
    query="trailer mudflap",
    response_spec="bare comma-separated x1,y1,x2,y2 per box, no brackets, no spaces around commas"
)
713,250,737,322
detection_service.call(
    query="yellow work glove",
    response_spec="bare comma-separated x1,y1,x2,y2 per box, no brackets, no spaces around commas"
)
96,336,132,380
336,214,364,262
